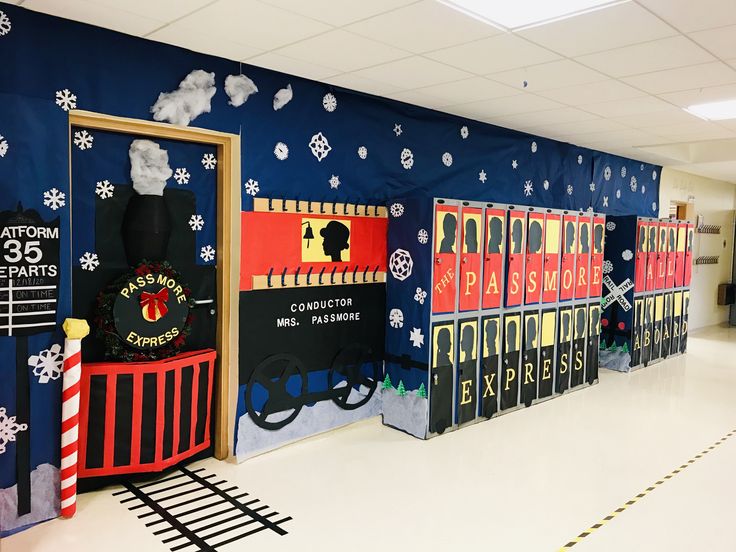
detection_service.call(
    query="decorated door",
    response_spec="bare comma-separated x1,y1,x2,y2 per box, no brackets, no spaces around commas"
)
684,224,694,287
590,216,605,297
482,207,505,310
505,210,526,307
456,318,478,425
570,306,587,388
671,291,682,356
575,215,592,299
634,219,648,292
555,307,572,393
525,211,545,305
645,221,658,291
630,297,644,368
433,204,458,314
430,321,454,434
651,294,664,361
480,315,500,418
665,222,677,289
680,290,690,353
560,214,577,302
586,304,600,384
459,206,482,312
674,222,687,287
641,296,654,366
655,222,667,289
538,309,556,398
661,292,672,358
501,312,521,410
521,311,539,407
542,212,561,304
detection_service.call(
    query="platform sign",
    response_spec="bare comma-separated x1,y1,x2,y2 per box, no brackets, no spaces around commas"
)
521,311,539,407
570,306,587,388
501,312,521,410
684,224,694,287
432,205,458,314
641,295,654,366
459,207,482,312
430,321,454,435
590,216,605,298
505,210,526,307
556,307,572,394
631,297,644,368
560,215,577,302
575,215,592,299
655,223,667,289
586,304,600,385
480,315,500,419
665,222,677,289
674,222,687,287
645,221,658,292
671,291,682,356
634,220,648,292
482,208,505,310
525,212,545,305
680,290,690,353
542,213,561,304
538,309,556,398
661,292,673,359
456,318,478,425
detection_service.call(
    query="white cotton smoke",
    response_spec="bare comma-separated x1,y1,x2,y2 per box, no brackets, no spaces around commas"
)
273,84,293,111
150,69,217,126
129,139,173,196
225,74,258,107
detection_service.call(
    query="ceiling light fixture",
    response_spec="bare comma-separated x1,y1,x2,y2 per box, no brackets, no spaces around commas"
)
437,0,631,31
685,99,736,121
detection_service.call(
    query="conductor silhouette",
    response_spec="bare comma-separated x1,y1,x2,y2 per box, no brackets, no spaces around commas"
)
439,214,457,253
511,219,523,254
465,218,478,254
488,217,503,253
645,300,652,325
528,220,542,254
506,319,518,352
669,227,675,251
436,327,452,367
590,308,600,335
594,224,603,253
320,220,350,262
562,311,571,340
460,324,475,362
486,319,498,356
638,227,646,252
660,228,666,251
580,223,590,254
648,226,656,252
565,222,575,253
525,316,537,349
575,308,586,340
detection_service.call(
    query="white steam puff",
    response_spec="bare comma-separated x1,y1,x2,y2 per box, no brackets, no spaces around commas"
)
273,84,293,111
129,139,173,196
225,74,258,107
150,69,216,126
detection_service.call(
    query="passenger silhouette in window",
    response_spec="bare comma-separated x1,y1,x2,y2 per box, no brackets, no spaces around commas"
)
436,327,452,367
525,316,537,350
528,220,542,254
506,319,518,352
488,217,503,253
648,226,656,252
594,224,604,253
561,311,571,340
565,222,576,254
464,218,478,254
580,223,590,254
660,228,666,251
439,214,457,254
669,227,675,251
320,220,350,262
687,229,693,252
485,319,498,356
511,219,523,254
638,227,646,252
460,324,475,362
575,309,586,340
590,307,600,336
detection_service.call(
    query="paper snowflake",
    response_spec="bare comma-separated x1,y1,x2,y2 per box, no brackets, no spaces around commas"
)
531,141,537,153
409,327,424,348
358,146,368,159
393,123,402,137
390,203,404,217
0,10,11,37
414,287,427,305
328,175,340,189
174,168,190,185
274,141,289,161
389,308,404,329
577,154,583,165
566,184,573,195
79,252,99,271
95,180,114,199
244,178,260,196
308,132,331,162
400,148,414,170
589,182,596,192
652,202,657,212
201,153,217,169
479,170,487,183
620,166,627,178
417,229,428,244
0,135,8,158
606,221,616,231
603,196,609,207
622,249,633,261
73,130,93,150
200,245,215,262
389,249,413,281
652,170,658,180
604,166,611,181
322,92,337,112
189,214,204,231
43,188,66,210
28,344,63,384
602,260,613,274
55,89,77,111
641,185,646,194
543,179,550,190
630,176,637,192
616,189,621,199
524,180,533,196
0,407,27,455
460,125,469,139
442,152,453,167
641,164,645,170
511,159,518,169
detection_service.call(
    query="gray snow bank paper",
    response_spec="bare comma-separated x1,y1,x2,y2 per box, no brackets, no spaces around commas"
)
225,74,258,107
150,69,216,126
129,139,173,196
273,84,293,111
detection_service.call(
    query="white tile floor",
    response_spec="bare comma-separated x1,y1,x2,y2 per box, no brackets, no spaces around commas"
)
5,325,736,552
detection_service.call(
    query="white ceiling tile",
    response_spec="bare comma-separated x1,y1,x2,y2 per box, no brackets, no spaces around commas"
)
488,60,608,92
520,2,677,57
444,93,564,121
413,77,519,106
581,96,674,118
258,0,416,26
622,62,736,95
637,0,736,33
385,89,448,110
645,120,735,140
659,83,736,108
86,0,212,22
576,128,668,147
494,107,599,128
349,56,473,89
611,107,703,129
426,33,560,75
345,1,500,54
148,25,264,61
538,118,630,137
576,36,714,78
537,79,645,105
689,25,736,60
172,0,332,51
22,0,164,35
270,30,409,72
323,73,405,97
243,52,341,81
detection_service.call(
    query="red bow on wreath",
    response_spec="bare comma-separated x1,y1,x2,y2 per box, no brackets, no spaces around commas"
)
140,288,169,322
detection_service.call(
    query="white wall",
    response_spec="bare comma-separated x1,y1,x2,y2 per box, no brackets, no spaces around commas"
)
658,168,736,330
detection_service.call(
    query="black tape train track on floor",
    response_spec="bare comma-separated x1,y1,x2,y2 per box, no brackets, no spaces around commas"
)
114,466,291,550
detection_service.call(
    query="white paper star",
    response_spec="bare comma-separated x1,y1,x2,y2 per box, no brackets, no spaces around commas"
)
511,159,518,169
393,123,402,137
603,196,609,207
479,170,487,183
409,327,424,348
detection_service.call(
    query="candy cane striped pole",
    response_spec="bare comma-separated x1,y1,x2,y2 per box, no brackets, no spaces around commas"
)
60,318,89,518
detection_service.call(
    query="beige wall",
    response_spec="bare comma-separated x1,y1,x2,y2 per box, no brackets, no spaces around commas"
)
658,168,736,330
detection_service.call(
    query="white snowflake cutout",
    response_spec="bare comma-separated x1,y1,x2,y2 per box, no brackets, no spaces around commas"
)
641,164,645,171
0,135,8,158
308,132,331,162
274,141,289,161
43,188,66,210
200,244,215,262
174,168,190,185
460,125,469,139
189,214,204,231
414,287,427,305
73,130,93,150
652,170,658,180
442,152,453,167
479,170,487,183
523,180,533,196
202,153,217,169
641,185,646,194
630,176,637,192
417,229,428,244
511,159,518,169
389,249,413,281
409,327,424,348
28,344,64,384
389,308,404,329
0,10,11,37
328,175,340,189
652,202,658,212
602,260,613,274
322,92,337,112
390,203,404,217
357,146,368,159
400,148,414,170
566,184,573,195
606,221,616,231
55,89,77,111
543,179,550,190
95,180,114,199
393,123,402,137
620,166,627,178
577,154,583,165
604,166,611,181
616,189,621,199
79,252,99,271
0,407,27,455
622,249,633,261
531,141,537,153
589,182,596,192
244,178,260,196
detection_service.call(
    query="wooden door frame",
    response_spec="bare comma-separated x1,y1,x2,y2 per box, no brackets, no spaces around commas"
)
69,110,241,460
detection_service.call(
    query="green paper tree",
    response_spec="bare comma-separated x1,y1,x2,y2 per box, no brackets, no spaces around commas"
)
417,382,427,398
600,340,607,351
382,374,393,390
396,380,407,397
621,342,629,353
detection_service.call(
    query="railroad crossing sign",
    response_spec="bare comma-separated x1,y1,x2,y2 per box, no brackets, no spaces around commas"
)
601,275,633,311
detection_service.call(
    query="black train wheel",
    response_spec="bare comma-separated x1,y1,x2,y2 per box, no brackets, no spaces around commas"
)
328,343,381,410
245,354,307,430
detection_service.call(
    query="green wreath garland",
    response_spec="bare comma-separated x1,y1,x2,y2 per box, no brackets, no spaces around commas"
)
95,260,195,362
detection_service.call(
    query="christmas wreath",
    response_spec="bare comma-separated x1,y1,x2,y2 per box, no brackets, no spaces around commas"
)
95,260,195,362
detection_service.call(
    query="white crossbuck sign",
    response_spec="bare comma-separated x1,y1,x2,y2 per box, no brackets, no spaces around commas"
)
601,276,633,311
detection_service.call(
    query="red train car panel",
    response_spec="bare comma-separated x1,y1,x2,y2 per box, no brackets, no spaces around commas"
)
684,223,694,286
560,214,577,302
645,220,658,292
505,209,526,307
634,219,648,292
525,211,545,305
590,215,605,297
432,204,459,314
655,220,667,289
459,206,482,312
665,221,677,289
674,222,686,287
482,208,505,310
542,212,561,304
575,215,592,299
